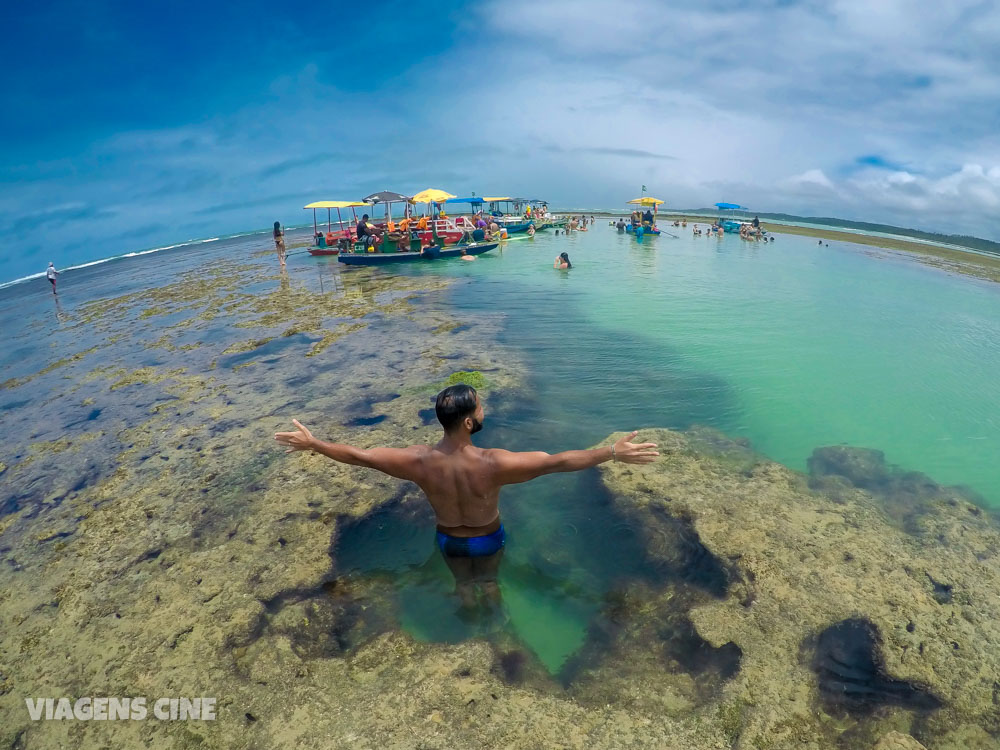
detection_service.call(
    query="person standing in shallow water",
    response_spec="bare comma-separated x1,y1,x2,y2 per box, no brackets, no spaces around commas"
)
554,252,571,269
46,262,59,293
275,385,657,607
273,221,286,267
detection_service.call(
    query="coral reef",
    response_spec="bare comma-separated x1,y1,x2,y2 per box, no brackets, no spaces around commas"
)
598,427,1000,749
4,251,999,749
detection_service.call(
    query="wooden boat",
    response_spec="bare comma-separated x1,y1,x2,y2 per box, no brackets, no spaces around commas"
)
714,203,747,233
338,242,498,266
484,197,543,232
625,195,665,240
535,217,566,231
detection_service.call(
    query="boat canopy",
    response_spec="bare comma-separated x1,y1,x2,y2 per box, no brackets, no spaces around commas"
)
446,197,484,204
411,188,456,204
364,191,413,204
627,197,664,206
303,200,367,209
482,196,511,202
714,202,744,210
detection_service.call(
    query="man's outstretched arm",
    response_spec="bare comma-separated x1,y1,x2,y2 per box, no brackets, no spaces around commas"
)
490,431,658,486
275,419,422,481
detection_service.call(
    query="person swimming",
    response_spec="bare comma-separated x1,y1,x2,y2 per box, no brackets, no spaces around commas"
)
275,386,656,607
554,252,571,269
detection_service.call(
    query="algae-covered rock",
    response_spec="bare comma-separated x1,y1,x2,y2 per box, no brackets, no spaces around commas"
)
598,427,1000,748
873,731,928,749
438,370,489,390
808,445,892,488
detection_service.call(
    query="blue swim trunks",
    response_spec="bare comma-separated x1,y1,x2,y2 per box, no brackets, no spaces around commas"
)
436,524,506,557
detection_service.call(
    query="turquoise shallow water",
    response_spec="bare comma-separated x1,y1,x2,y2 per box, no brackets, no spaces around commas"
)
327,223,1000,673
397,225,1000,504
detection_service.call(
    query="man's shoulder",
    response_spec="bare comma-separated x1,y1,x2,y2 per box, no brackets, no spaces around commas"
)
403,444,432,455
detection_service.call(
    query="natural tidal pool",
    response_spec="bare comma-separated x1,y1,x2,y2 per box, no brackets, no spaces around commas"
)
1,223,999,749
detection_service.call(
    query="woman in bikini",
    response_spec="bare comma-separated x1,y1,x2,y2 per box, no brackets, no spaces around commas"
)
273,221,286,267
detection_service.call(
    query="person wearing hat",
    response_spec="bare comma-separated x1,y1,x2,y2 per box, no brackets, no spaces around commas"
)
46,262,59,294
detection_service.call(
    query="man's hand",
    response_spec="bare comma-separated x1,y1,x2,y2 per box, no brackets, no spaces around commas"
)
613,431,659,464
275,419,316,453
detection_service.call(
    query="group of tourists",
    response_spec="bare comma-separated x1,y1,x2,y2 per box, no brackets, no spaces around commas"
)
693,223,724,237
467,211,507,242
632,210,656,227
566,215,594,232
738,216,773,241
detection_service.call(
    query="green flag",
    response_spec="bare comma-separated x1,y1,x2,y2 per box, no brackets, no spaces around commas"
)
641,185,647,192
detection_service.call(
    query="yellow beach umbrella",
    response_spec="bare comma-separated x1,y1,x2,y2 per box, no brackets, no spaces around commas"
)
303,200,367,209
303,200,368,235
627,197,665,206
411,188,456,204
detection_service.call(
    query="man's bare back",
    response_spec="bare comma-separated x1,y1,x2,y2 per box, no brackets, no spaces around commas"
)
274,388,658,538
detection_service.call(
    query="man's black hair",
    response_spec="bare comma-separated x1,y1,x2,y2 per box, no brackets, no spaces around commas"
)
435,384,478,431
361,213,369,221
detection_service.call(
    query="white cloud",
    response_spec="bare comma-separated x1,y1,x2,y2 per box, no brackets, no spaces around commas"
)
4,0,1000,280
786,169,837,191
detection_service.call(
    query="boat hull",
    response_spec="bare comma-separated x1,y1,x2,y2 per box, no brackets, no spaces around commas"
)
338,243,498,266
534,218,565,231
626,225,661,236
502,221,534,234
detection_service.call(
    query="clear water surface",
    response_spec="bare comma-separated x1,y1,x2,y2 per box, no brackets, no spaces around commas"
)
3,222,999,675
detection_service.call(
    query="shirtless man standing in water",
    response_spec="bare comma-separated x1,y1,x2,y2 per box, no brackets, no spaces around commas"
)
275,384,658,603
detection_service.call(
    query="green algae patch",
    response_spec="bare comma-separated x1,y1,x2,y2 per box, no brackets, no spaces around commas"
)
443,370,488,389
0,345,100,390
109,366,185,391
406,370,491,396
11,432,102,475
307,323,366,357
429,370,490,391
222,337,275,356
432,320,464,334
716,698,749,744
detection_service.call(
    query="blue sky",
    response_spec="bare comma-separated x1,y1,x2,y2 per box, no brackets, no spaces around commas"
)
2,0,1000,281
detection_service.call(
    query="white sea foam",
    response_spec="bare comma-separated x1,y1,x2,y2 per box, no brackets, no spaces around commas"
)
0,271,47,288
0,236,225,289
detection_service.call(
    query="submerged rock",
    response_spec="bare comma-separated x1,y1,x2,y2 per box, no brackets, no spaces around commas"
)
808,445,988,530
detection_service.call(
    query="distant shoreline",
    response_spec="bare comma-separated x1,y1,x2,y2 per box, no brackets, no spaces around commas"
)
4,211,999,290
554,210,1000,285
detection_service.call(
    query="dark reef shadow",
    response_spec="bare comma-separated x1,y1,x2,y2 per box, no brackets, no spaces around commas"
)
804,618,942,717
